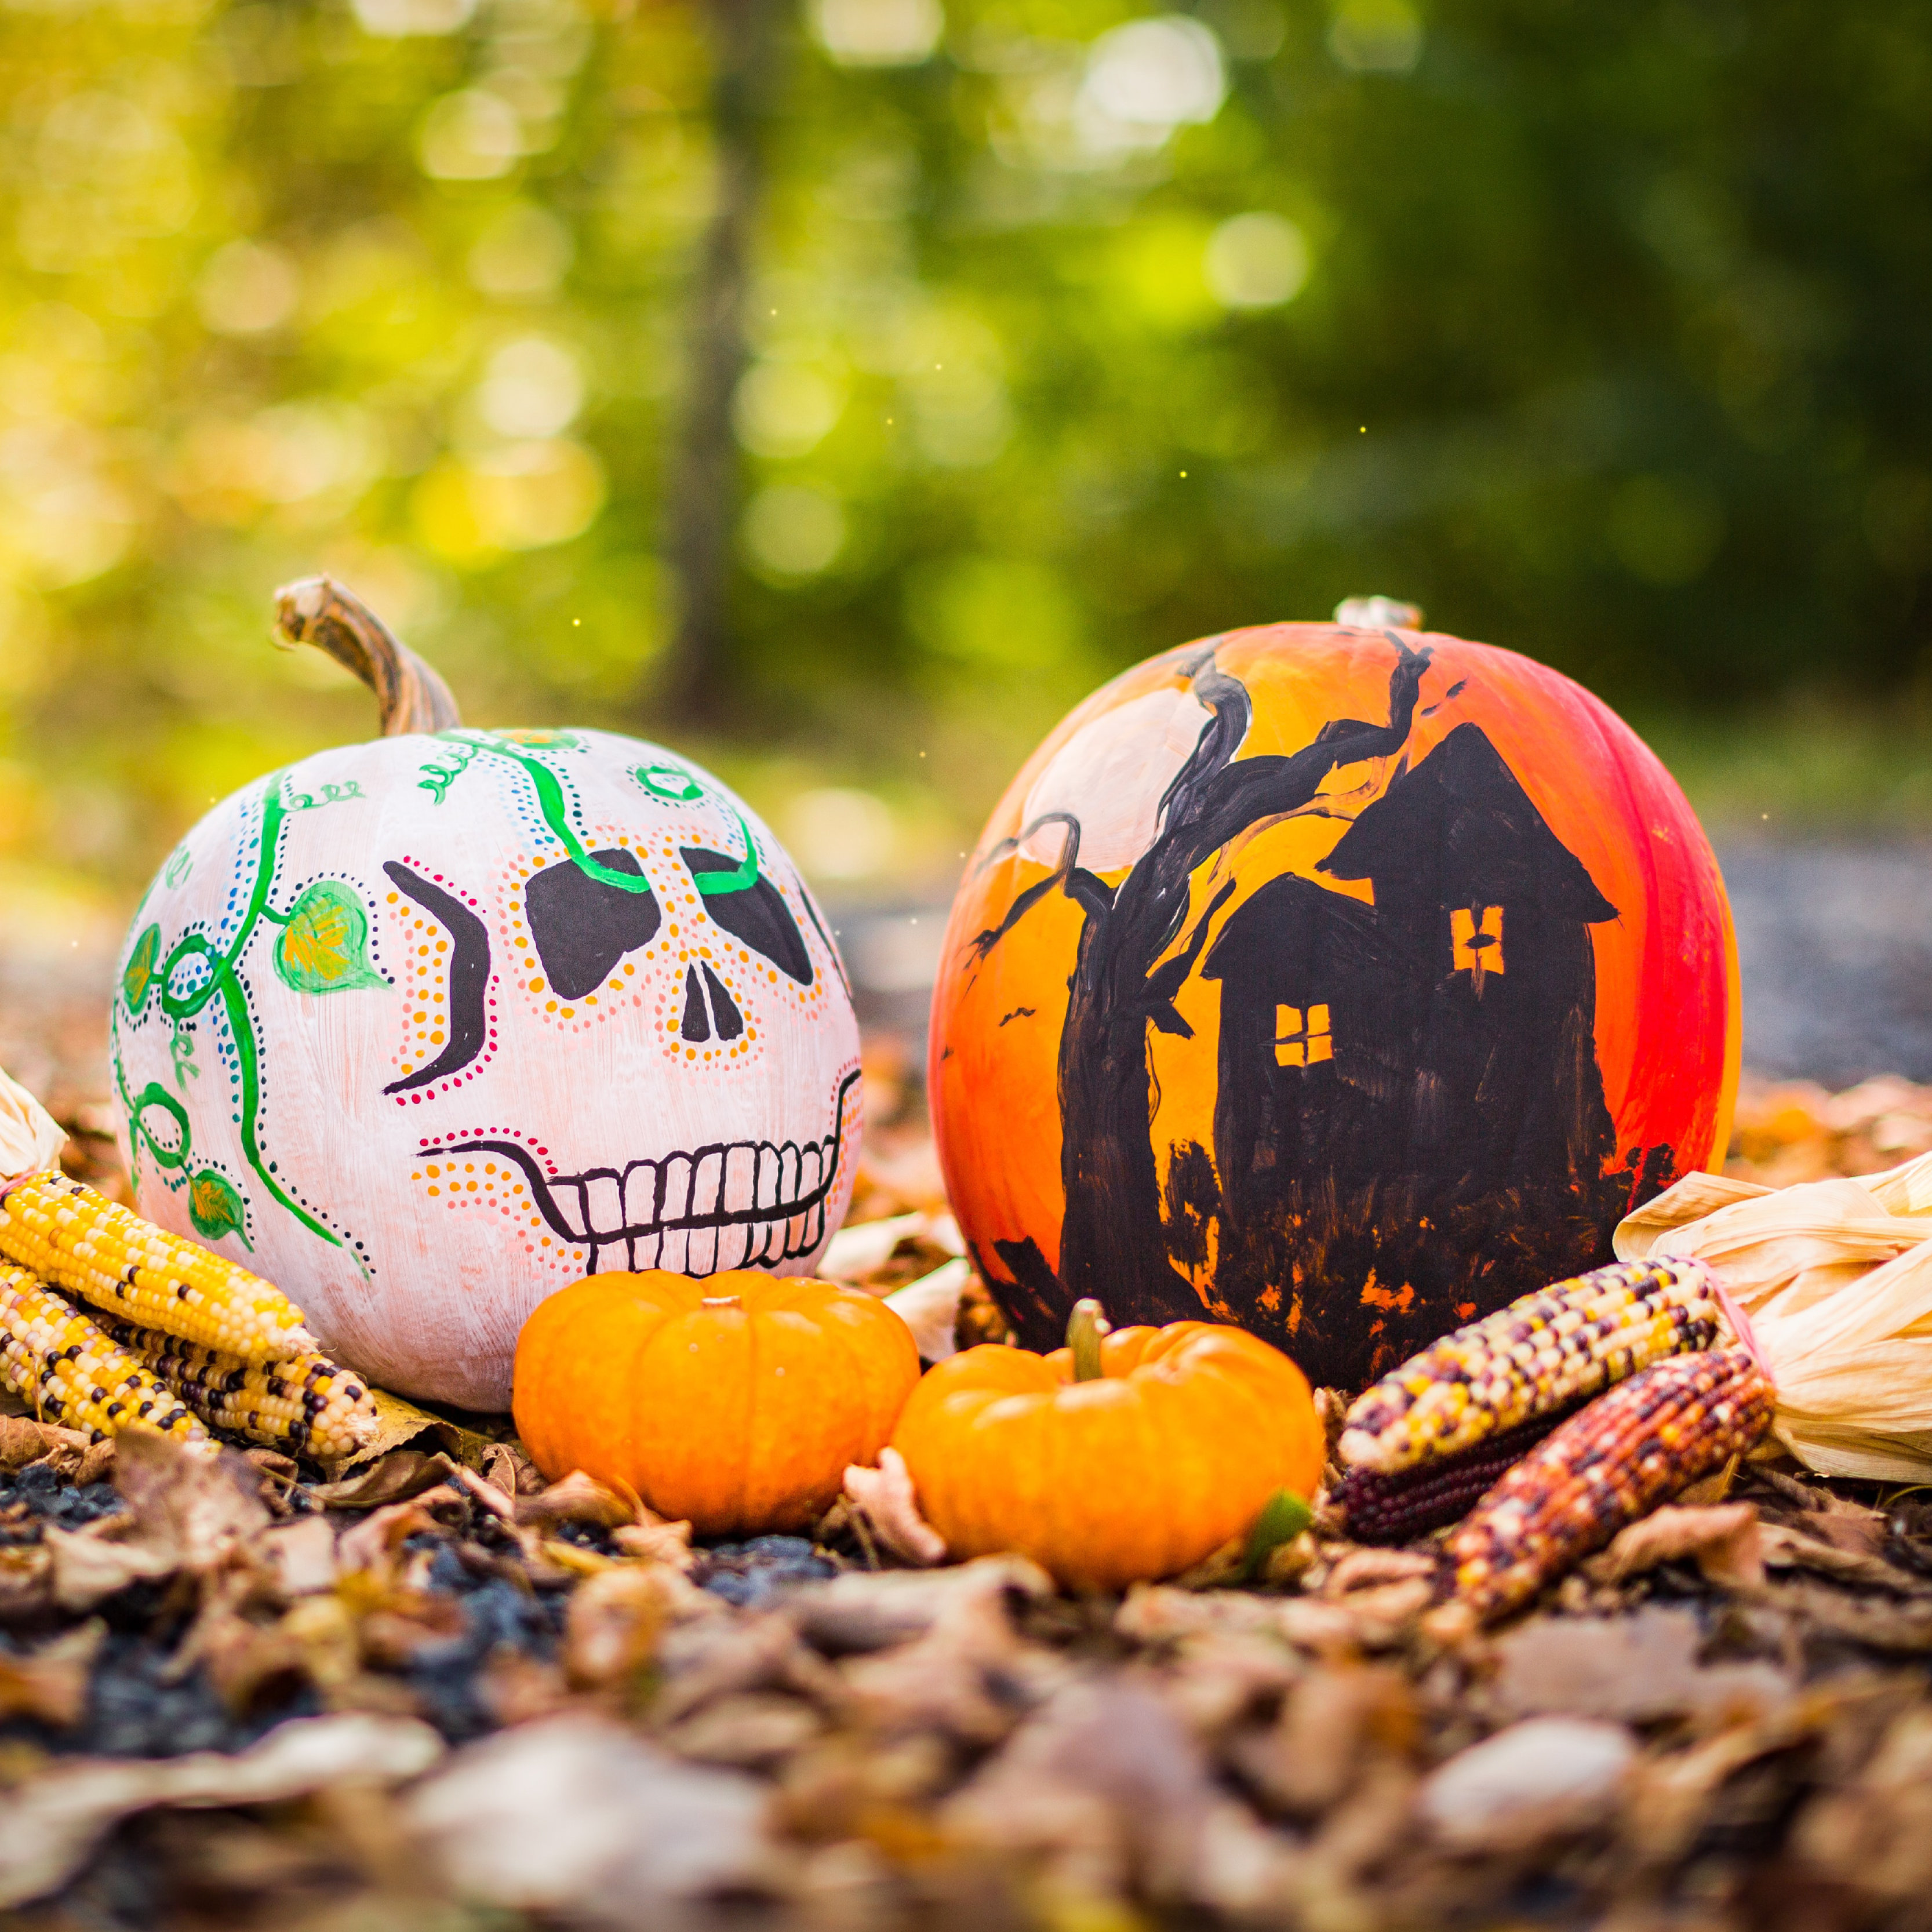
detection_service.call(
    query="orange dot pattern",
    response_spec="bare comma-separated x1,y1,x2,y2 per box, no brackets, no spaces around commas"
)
410,1149,590,1280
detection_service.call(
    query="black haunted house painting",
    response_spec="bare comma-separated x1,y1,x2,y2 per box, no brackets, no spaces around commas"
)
970,637,1673,1389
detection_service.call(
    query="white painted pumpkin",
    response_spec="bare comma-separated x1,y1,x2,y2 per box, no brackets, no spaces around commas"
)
108,583,861,1407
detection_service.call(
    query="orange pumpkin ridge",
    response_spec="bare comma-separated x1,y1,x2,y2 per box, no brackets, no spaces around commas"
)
891,1316,1324,1591
512,1268,920,1538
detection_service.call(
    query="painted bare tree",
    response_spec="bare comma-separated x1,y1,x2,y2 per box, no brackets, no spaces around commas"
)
968,635,1436,1347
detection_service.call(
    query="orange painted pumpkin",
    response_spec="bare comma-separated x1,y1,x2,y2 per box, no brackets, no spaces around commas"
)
891,1314,1325,1589
512,1268,919,1537
930,616,1740,1391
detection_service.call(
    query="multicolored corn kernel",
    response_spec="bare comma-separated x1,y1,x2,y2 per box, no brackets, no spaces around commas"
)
1339,1257,1722,1476
1446,1345,1774,1622
1330,1407,1574,1545
0,1264,209,1449
93,1315,378,1464
0,1171,317,1365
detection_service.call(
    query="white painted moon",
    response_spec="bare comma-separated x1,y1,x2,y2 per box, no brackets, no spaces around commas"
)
1020,686,1214,874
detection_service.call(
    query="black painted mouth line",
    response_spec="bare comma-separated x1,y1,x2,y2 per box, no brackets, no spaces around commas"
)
441,1067,861,1276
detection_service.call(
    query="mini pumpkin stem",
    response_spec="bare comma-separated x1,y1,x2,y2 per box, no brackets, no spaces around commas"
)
272,576,463,737
1067,1298,1110,1382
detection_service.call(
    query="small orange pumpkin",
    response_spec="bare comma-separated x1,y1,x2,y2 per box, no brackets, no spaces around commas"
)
890,1307,1325,1590
512,1269,920,1538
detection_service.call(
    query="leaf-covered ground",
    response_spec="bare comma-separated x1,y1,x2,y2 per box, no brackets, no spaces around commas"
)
3,1049,1932,1930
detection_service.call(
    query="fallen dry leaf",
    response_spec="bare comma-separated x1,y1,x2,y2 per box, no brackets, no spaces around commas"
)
115,1430,270,1564
1232,1662,1414,1816
0,1545,54,1627
406,1712,776,1917
611,1518,697,1572
792,1555,1047,1657
330,1387,450,1471
654,1612,833,1730
42,1519,176,1612
664,1691,824,1769
842,1447,945,1567
333,1487,464,1576
1158,1629,1302,1742
1791,1705,1932,1901
1490,1607,1791,1725
1278,1578,1435,1653
944,1679,1220,1903
1620,1695,1835,1870
478,1647,570,1728
840,1558,1060,1744
255,1515,337,1600
1758,1522,1932,1595
1321,1547,1439,1598
882,1257,969,1363
565,1563,681,1689
0,1621,103,1729
305,1449,462,1512
0,1416,90,1475
46,1433,272,1609
1777,1483,1890,1556
1112,1584,1286,1647
515,1468,642,1531
1760,1578,1932,1651
0,1713,443,1908
819,1210,928,1280
1418,1717,1636,1854
1296,1758,1418,1897
1582,1502,1765,1589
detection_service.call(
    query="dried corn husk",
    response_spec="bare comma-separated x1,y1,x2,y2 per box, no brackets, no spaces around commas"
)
1614,1151,1932,1481
0,1069,64,1185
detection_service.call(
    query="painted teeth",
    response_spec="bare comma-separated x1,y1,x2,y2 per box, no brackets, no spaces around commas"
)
438,1069,859,1277
578,1205,828,1272
479,1136,839,1254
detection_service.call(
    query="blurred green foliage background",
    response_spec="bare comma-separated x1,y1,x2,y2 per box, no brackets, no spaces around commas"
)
2,0,1930,954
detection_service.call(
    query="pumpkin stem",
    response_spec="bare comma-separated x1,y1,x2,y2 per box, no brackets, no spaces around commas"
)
272,576,463,736
1067,1298,1109,1381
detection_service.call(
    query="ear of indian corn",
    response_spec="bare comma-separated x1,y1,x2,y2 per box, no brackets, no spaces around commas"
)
1339,1258,1722,1476
91,1315,378,1465
0,1264,209,1449
0,1171,316,1365
1446,1345,1774,1622
1331,1407,1576,1545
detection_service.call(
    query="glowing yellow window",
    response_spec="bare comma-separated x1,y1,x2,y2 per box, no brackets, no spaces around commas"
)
1275,1003,1333,1067
1451,905,1505,981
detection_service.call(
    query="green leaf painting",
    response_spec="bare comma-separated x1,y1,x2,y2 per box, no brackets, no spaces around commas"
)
121,925,161,1014
274,882,389,996
188,1169,249,1247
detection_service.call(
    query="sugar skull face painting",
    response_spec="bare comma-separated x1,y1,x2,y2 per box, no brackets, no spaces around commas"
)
931,616,1740,1392
110,587,860,1408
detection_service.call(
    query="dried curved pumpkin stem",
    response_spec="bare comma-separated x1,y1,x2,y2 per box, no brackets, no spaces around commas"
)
272,576,462,736
1067,1298,1108,1382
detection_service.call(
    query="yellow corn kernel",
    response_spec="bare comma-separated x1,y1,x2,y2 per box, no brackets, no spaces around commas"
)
0,1264,209,1450
0,1172,316,1365
1340,1258,1723,1475
1447,1346,1773,1620
93,1316,378,1465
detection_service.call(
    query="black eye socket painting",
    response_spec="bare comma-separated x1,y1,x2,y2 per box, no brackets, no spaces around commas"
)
935,630,1736,1392
525,846,663,1000
682,848,815,985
